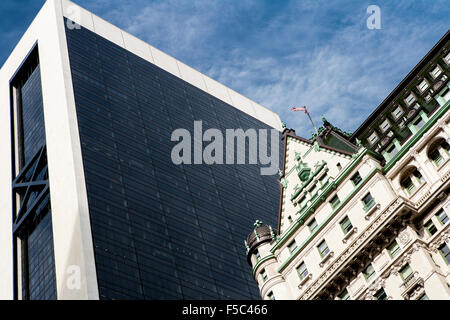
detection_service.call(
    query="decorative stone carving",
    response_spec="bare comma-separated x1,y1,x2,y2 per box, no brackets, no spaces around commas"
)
398,229,411,246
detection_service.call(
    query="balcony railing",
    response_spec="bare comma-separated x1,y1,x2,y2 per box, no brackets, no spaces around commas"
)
400,272,424,299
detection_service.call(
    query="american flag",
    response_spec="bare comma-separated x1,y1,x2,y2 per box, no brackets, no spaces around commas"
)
292,106,308,113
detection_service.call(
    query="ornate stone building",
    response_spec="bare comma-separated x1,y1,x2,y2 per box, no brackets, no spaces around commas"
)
246,30,450,300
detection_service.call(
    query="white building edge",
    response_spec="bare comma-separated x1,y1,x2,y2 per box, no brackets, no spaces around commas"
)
0,0,282,300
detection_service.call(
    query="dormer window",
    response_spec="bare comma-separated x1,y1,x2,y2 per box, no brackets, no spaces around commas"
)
430,65,443,79
404,92,416,106
309,184,319,196
299,196,307,208
443,52,450,66
417,79,429,93
367,131,379,146
379,119,391,133
391,105,404,120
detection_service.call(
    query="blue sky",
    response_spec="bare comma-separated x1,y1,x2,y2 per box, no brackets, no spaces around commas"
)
1,0,449,138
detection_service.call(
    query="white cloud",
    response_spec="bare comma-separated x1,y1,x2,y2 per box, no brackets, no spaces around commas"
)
77,0,449,138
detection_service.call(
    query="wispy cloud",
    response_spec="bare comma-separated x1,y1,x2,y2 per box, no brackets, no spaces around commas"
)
2,0,447,138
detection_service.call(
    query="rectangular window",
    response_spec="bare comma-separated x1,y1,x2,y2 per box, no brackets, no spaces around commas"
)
338,289,350,300
444,52,450,65
430,148,443,167
392,106,404,120
362,193,375,211
296,262,309,280
438,243,449,264
319,174,328,186
436,209,449,225
417,79,429,93
399,264,413,281
317,240,330,258
308,219,318,233
379,119,391,132
401,176,416,195
350,172,362,186
367,132,379,145
363,264,376,281
424,219,437,236
404,93,416,106
340,216,353,234
288,240,298,254
330,195,340,210
255,251,261,261
310,184,319,196
261,269,268,282
413,116,425,130
412,169,424,184
299,196,307,208
387,143,399,159
387,240,401,258
430,65,442,79
267,291,275,300
374,288,387,300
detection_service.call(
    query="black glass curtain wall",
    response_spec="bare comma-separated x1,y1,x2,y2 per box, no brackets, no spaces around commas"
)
10,46,57,300
65,20,281,300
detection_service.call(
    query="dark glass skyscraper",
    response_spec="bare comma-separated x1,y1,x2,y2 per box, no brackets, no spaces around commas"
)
0,0,283,300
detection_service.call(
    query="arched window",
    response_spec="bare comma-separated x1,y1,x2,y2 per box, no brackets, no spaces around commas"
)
400,167,425,195
427,138,450,167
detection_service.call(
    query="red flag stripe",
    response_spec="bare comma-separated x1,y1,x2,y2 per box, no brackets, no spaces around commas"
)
292,106,307,112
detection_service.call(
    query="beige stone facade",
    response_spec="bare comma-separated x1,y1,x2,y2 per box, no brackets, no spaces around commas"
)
246,31,450,300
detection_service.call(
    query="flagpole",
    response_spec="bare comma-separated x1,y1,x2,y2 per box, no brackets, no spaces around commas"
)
305,110,320,137
292,106,320,137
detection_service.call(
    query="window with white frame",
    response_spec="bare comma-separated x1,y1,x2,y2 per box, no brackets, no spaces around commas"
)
379,119,391,132
428,139,450,167
261,269,268,282
399,264,414,281
308,218,318,233
400,167,424,195
367,131,379,145
391,105,404,120
255,250,261,261
444,52,450,65
387,240,401,258
340,216,353,235
363,264,376,282
417,79,429,93
436,208,449,225
438,243,449,264
412,115,425,131
386,143,399,159
317,240,330,258
288,240,298,253
404,92,416,106
296,261,309,280
430,65,442,79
